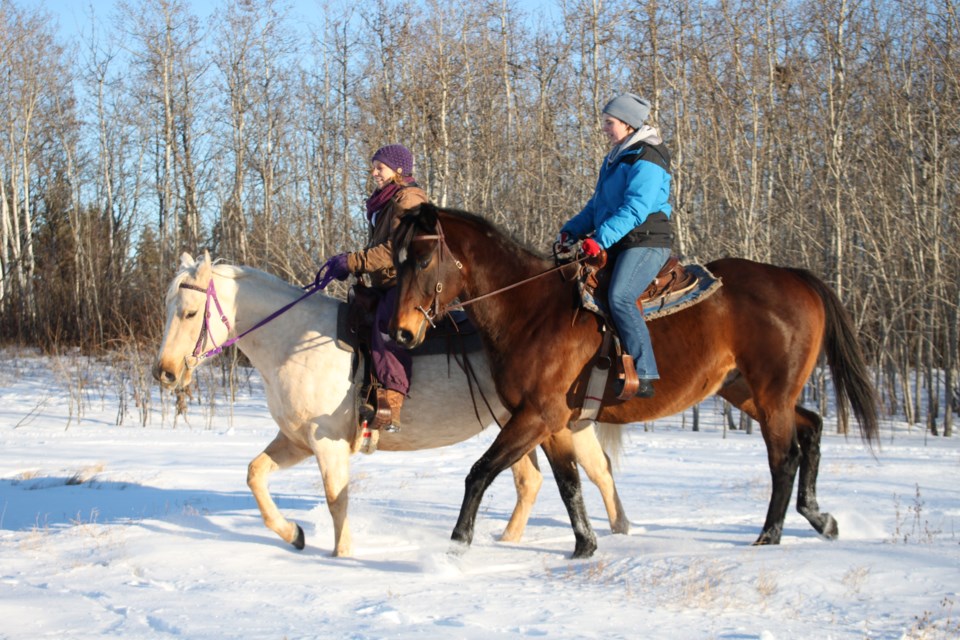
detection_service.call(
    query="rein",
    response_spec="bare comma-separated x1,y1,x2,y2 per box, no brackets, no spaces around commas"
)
179,277,324,367
412,221,586,325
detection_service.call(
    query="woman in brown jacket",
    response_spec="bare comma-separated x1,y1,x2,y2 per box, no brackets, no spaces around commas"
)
316,144,428,431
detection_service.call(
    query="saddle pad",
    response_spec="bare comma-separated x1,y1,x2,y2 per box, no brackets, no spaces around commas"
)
580,263,722,322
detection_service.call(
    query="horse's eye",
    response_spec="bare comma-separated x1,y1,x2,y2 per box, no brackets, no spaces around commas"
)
418,256,432,270
185,310,198,320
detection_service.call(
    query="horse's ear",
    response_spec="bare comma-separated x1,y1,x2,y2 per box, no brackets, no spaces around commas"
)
421,202,439,228
180,252,195,268
195,250,212,280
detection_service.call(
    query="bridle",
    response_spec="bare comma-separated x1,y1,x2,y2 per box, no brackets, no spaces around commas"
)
406,220,462,328
406,219,587,329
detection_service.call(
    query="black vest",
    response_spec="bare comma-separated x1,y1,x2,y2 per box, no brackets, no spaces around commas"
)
611,141,674,250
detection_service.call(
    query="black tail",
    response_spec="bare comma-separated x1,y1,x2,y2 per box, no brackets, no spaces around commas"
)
792,269,880,448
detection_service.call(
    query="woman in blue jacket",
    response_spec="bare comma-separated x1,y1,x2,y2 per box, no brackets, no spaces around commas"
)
557,93,673,398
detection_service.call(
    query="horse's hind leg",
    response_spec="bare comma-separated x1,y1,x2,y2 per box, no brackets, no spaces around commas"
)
570,423,629,534
756,409,802,545
795,405,838,539
248,432,311,550
500,450,543,543
719,379,800,545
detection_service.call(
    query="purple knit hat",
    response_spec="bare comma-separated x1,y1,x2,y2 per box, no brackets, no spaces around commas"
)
371,144,414,177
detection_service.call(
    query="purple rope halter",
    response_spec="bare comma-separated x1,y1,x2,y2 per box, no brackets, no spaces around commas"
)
178,277,323,366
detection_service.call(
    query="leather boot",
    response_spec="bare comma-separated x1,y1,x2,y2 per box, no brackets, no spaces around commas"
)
376,388,405,433
614,355,655,399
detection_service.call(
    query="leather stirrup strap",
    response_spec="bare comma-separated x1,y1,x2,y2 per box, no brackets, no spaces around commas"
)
617,354,640,401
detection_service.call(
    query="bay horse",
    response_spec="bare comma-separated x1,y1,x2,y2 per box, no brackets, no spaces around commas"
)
391,204,880,559
153,251,629,557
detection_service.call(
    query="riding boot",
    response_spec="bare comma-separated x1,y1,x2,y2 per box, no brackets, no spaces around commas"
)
374,388,405,432
614,355,655,399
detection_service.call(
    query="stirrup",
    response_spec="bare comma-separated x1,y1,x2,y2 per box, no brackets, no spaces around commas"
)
617,354,640,400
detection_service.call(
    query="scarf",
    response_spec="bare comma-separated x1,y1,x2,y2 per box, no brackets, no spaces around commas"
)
365,177,416,223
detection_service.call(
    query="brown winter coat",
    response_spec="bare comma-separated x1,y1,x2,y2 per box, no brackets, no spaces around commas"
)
346,185,428,289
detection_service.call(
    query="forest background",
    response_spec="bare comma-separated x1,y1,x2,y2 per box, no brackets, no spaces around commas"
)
0,0,957,435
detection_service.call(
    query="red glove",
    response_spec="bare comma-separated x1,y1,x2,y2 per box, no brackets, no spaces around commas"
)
581,238,601,258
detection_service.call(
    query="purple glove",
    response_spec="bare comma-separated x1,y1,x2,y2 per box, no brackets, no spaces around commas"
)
314,253,351,290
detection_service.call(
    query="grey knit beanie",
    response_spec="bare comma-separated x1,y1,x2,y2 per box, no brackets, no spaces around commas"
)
371,144,414,176
602,93,651,129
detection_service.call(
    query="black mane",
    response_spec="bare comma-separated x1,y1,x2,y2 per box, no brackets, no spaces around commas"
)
394,203,549,268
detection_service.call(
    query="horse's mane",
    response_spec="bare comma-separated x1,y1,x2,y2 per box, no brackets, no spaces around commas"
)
396,204,549,270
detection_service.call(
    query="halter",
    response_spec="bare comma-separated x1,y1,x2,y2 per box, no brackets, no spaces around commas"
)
178,275,324,368
179,280,232,367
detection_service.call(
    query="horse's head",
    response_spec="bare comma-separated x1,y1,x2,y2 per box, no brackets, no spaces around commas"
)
392,203,467,349
153,250,229,389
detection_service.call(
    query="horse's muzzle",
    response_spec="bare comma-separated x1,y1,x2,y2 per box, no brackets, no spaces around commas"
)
393,326,423,350
152,362,181,389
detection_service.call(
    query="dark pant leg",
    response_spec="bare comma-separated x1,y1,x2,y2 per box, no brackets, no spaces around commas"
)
371,286,412,395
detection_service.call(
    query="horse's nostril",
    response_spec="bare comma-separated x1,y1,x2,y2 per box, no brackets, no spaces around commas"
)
397,329,413,346
153,365,176,386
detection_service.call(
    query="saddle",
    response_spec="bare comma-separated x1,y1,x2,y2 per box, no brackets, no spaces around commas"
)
583,254,698,308
575,252,720,404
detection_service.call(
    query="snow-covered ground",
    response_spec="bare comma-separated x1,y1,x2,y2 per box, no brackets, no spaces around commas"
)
0,349,957,639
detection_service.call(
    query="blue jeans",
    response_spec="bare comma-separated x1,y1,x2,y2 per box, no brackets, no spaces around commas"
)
608,246,669,379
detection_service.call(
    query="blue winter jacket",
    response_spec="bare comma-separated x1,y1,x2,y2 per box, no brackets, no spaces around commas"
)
562,139,672,250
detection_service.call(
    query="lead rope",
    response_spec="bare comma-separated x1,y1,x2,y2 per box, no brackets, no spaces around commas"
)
180,278,325,366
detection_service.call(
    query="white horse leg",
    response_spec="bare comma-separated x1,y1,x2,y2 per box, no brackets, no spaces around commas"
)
500,450,543,542
247,432,312,549
570,424,630,535
313,438,353,557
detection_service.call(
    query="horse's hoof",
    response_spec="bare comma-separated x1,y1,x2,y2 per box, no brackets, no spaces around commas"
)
447,540,470,557
611,520,630,536
820,514,839,540
752,531,781,546
291,524,305,550
572,537,597,559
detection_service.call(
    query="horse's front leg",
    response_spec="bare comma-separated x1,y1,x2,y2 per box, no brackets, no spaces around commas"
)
313,437,353,557
540,430,597,558
248,432,311,549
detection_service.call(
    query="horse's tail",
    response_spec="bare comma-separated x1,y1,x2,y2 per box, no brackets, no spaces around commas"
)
792,269,880,448
594,422,624,467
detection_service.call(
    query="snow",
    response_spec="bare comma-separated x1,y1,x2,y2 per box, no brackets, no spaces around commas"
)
1,348,958,639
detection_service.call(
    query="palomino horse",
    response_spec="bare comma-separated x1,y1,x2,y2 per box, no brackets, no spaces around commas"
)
153,251,629,557
391,204,880,559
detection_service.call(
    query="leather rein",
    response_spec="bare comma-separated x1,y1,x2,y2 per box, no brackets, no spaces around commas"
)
410,219,587,328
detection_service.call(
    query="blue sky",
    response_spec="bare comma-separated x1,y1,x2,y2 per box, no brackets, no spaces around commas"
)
37,0,560,44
